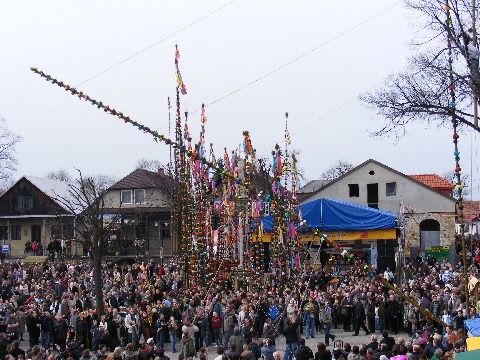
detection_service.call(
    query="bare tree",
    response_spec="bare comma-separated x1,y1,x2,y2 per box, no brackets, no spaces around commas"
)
89,174,117,191
55,170,118,317
361,0,480,138
0,115,22,190
136,157,164,172
443,170,470,197
320,160,354,180
46,169,72,182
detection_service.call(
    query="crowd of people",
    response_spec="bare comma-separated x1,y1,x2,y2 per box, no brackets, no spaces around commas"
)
0,238,478,360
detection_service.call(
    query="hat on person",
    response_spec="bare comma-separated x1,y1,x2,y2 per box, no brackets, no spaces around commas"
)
417,337,427,346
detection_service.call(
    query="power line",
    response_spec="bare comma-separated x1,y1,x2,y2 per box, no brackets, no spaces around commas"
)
201,1,401,110
75,0,238,86
258,97,356,157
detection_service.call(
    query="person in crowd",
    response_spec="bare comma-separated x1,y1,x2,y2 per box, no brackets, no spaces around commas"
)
283,317,299,360
352,298,370,336
0,248,474,360
366,335,378,351
261,337,276,360
294,338,314,360
214,345,224,360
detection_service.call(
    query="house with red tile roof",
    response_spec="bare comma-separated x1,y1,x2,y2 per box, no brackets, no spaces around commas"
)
461,200,480,235
409,174,454,198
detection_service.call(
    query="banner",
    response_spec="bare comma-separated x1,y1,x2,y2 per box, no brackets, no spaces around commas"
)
425,246,449,261
299,229,396,242
260,229,396,243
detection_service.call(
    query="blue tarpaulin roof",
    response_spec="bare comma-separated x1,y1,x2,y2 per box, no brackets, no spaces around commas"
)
465,318,480,337
262,198,396,232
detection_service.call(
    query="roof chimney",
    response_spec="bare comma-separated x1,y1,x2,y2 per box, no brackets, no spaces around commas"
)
158,168,165,177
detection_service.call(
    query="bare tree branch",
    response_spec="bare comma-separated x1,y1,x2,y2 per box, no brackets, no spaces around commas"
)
0,115,22,189
362,0,480,138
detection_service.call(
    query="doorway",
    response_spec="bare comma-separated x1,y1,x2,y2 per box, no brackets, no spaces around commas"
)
31,225,41,242
367,183,379,209
420,219,440,255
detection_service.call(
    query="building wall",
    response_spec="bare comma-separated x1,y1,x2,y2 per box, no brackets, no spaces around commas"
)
404,213,456,254
0,178,67,216
0,218,77,257
307,161,455,214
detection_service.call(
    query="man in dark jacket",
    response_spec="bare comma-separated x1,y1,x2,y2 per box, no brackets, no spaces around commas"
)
283,317,299,360
294,338,314,360
373,343,391,360
385,295,399,334
379,331,395,352
40,311,54,350
228,326,245,354
248,337,261,359
366,334,379,351
53,315,69,350
26,311,40,348
352,298,370,336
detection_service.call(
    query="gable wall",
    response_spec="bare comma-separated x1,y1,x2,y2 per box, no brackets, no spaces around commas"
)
0,178,68,216
307,162,455,214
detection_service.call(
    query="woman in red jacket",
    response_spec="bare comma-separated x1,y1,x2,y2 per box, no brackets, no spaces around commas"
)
211,311,222,346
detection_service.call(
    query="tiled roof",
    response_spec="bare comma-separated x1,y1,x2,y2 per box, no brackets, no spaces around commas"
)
463,200,480,219
409,174,454,190
109,169,170,190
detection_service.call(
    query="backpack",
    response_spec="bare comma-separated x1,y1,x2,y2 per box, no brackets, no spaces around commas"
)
224,314,234,330
185,339,196,357
268,305,279,320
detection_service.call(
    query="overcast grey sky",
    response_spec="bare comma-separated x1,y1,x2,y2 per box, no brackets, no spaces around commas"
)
1,0,479,197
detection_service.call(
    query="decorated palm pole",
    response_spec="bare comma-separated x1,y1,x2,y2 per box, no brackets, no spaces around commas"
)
445,1,469,316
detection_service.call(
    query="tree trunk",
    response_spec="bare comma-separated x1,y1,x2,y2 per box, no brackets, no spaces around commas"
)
93,246,105,317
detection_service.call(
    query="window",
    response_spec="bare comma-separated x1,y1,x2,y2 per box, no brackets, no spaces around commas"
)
121,190,132,204
63,224,74,239
161,223,170,239
348,184,359,197
264,202,270,216
17,195,33,210
51,225,62,239
0,226,7,240
10,226,21,240
134,189,145,204
386,182,397,196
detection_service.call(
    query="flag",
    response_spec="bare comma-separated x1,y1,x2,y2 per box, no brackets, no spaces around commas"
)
285,129,291,146
175,45,187,95
176,71,187,95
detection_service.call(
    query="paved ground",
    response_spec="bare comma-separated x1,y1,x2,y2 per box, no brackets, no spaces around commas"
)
19,328,408,358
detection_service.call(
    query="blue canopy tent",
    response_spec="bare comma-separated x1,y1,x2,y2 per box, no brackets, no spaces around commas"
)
262,198,396,232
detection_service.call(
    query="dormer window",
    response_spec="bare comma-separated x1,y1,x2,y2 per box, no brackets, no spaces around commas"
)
121,190,132,204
